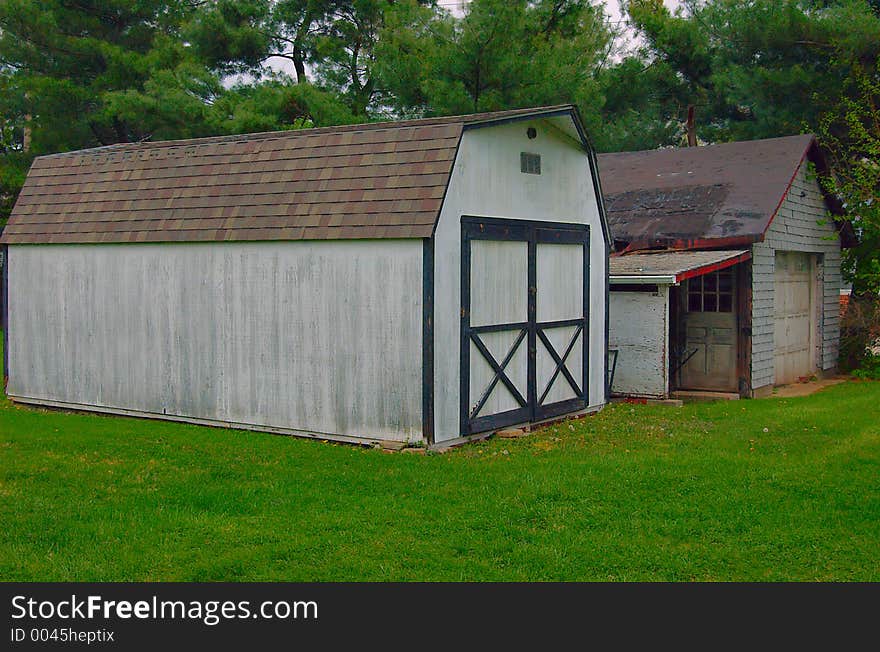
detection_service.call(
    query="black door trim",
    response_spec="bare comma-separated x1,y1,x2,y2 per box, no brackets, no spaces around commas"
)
460,216,590,436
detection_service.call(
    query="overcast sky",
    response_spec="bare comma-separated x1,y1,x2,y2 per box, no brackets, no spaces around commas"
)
437,1,683,23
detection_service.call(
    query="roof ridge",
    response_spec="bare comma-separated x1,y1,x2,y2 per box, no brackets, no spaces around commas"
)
598,133,815,158
39,105,575,160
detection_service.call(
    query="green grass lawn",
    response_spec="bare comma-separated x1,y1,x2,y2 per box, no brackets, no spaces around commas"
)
1,372,878,581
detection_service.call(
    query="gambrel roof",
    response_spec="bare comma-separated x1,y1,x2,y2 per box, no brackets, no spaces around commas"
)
2,105,602,245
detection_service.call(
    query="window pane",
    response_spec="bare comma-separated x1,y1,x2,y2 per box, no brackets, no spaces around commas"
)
703,273,717,291
688,293,702,312
719,272,733,292
719,293,733,312
689,276,702,292
704,294,717,312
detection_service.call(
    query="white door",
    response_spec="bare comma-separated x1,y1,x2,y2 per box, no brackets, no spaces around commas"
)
774,251,815,384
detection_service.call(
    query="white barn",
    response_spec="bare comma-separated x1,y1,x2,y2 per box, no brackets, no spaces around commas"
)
1,105,611,447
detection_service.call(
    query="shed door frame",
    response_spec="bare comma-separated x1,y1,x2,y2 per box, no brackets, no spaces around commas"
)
460,216,590,436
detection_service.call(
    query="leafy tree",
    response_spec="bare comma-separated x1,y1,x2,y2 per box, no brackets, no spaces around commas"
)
209,78,358,133
313,0,397,116
592,55,688,151
624,0,880,143
818,57,880,296
0,69,27,228
625,0,880,292
0,0,225,149
376,0,614,126
0,1,233,223
190,0,436,117
188,0,331,84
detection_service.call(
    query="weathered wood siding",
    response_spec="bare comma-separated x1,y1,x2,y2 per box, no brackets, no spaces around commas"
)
7,240,424,442
751,160,842,390
432,118,608,442
536,242,586,406
608,287,669,398
467,240,530,418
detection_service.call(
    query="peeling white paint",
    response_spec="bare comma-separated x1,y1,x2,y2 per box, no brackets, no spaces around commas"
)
8,240,424,442
608,288,669,398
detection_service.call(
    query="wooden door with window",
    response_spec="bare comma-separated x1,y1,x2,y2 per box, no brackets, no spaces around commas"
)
679,268,738,391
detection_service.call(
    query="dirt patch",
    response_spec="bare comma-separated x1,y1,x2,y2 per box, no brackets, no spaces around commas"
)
769,377,848,399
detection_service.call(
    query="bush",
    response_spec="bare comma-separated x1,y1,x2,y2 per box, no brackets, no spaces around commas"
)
852,354,880,380
840,295,880,373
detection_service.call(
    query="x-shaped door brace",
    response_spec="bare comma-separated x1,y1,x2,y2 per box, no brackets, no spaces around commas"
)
469,329,528,420
537,325,583,406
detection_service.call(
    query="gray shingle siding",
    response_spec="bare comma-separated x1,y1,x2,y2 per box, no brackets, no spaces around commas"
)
750,160,842,391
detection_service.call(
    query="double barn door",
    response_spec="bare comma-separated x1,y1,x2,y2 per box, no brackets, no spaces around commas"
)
461,217,590,436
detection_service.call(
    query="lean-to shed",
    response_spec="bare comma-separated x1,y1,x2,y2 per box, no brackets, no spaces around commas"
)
599,135,850,399
0,105,610,447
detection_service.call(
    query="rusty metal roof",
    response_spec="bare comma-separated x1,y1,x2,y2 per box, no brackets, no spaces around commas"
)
597,134,838,250
1,105,583,245
610,249,751,284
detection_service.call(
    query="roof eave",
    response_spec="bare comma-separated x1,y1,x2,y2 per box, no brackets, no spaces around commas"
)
610,275,677,285
463,105,583,142
805,139,857,248
761,135,856,249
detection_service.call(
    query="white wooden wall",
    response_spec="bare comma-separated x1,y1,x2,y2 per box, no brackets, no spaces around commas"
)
608,287,669,398
751,160,842,391
432,117,608,442
7,240,424,442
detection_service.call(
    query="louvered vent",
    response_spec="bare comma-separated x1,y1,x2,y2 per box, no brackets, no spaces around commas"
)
520,152,541,175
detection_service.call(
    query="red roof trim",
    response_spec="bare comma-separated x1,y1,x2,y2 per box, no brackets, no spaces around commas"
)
622,235,758,254
675,251,752,283
760,141,813,241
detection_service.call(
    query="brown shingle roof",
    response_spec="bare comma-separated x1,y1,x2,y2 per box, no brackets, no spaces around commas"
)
597,134,842,250
2,105,577,245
